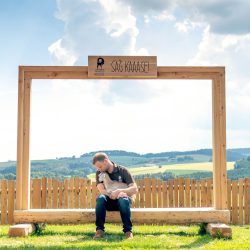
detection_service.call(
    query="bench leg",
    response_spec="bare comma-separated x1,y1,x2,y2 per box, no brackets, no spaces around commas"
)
8,223,46,237
8,223,36,237
206,223,232,238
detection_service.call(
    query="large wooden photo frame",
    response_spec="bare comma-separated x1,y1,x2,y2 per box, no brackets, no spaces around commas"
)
13,65,229,225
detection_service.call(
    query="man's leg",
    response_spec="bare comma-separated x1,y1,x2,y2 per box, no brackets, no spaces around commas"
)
95,194,108,232
117,197,133,233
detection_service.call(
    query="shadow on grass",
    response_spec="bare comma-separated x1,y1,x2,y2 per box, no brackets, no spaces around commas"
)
30,227,198,238
0,226,222,250
31,229,127,244
180,235,216,249
0,237,217,250
131,229,198,237
31,228,216,249
0,236,217,250
130,230,216,249
30,229,124,238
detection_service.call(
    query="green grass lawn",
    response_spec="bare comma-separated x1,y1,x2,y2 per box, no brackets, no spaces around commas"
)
0,224,249,249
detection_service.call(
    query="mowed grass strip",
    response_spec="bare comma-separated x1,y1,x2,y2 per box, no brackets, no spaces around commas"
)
129,162,235,176
0,224,249,249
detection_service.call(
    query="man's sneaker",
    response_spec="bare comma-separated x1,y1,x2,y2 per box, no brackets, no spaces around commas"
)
124,231,133,239
93,229,104,239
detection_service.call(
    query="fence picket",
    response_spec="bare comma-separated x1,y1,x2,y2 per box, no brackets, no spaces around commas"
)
244,178,250,224
41,177,47,209
191,179,196,207
7,180,15,224
185,178,190,207
168,179,173,207
144,178,151,208
33,178,41,209
1,180,7,224
162,181,167,207
139,179,144,208
238,178,244,225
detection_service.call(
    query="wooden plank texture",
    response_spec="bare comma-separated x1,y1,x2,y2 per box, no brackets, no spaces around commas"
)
14,208,230,224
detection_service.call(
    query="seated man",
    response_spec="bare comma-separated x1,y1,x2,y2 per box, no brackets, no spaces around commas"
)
92,152,138,240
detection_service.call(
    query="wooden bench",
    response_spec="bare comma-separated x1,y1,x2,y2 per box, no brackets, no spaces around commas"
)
10,208,232,237
13,207,230,224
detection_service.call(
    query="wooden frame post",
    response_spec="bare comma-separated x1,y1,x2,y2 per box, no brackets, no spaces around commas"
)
22,77,32,209
212,71,227,209
16,67,31,210
15,66,24,210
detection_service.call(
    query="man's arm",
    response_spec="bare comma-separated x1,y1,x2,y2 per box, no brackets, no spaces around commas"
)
110,182,138,199
96,183,111,196
119,182,138,196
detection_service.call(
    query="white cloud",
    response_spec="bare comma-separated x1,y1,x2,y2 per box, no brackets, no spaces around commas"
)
41,0,250,160
49,0,145,65
0,90,17,161
48,39,78,65
187,25,250,82
175,19,204,33
153,10,175,22
126,0,250,35
29,78,213,160
179,0,250,34
127,0,173,13
187,24,250,143
2,0,250,162
227,129,250,148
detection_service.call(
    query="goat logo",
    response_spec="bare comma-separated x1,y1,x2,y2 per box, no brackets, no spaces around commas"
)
97,57,105,70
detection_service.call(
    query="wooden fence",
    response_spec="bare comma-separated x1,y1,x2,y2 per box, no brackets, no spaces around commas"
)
0,177,249,225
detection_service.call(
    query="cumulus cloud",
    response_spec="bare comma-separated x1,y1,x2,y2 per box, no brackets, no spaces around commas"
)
175,19,204,33
186,24,250,143
49,0,144,66
40,0,250,159
48,39,78,65
127,0,173,13
187,25,250,83
1,0,250,162
30,79,212,159
126,0,250,35
178,0,250,34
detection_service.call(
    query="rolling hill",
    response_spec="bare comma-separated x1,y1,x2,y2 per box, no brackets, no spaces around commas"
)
0,148,249,180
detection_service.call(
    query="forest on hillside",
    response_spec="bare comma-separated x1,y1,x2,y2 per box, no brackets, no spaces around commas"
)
0,148,250,180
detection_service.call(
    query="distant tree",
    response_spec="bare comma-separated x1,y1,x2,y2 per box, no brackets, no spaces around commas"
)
4,173,16,180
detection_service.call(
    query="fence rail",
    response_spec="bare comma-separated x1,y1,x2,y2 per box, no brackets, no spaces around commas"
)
0,177,249,225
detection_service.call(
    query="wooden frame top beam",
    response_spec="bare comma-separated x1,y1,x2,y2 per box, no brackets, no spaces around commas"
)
20,65,225,80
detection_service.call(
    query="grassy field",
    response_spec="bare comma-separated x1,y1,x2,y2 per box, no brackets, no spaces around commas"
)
88,161,235,179
0,224,249,249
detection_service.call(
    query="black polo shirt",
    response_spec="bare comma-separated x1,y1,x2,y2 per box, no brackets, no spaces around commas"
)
96,160,136,202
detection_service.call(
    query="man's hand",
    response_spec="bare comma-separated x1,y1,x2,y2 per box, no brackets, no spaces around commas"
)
109,189,122,199
117,191,128,198
97,183,111,197
109,190,128,199
109,183,138,199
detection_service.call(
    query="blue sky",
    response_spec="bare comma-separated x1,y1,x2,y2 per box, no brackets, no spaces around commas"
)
0,0,250,161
